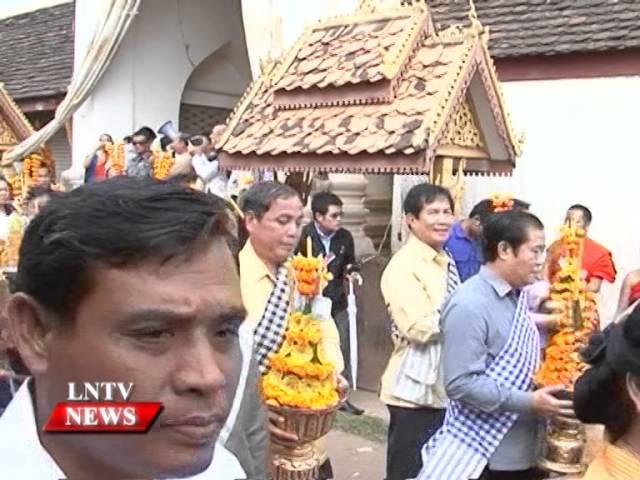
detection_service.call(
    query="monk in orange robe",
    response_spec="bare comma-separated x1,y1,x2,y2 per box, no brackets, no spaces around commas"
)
545,204,616,293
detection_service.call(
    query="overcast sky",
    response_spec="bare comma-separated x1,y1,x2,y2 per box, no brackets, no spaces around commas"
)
0,0,71,19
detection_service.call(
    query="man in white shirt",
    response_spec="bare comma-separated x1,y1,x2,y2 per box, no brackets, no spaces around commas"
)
189,134,228,198
0,177,246,479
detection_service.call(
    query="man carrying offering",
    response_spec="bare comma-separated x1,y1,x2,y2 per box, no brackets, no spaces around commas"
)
418,205,574,480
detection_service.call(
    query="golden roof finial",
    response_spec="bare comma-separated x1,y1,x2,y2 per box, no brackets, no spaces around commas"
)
468,0,482,31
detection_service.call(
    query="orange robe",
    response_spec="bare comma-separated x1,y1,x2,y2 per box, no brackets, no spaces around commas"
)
547,237,616,284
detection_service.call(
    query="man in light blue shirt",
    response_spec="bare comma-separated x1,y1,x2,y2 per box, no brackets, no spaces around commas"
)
422,209,573,480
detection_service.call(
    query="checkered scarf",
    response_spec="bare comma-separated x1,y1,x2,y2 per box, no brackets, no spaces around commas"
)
253,264,291,372
391,252,460,405
417,291,540,480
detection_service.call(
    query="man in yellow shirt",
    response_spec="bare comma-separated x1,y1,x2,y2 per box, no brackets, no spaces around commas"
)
380,183,456,480
238,181,344,480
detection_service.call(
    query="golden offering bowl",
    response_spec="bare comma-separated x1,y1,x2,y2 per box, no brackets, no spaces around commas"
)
267,399,342,480
267,399,342,446
537,388,587,475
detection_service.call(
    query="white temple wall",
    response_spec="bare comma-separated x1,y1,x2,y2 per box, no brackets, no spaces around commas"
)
462,76,640,322
71,0,249,172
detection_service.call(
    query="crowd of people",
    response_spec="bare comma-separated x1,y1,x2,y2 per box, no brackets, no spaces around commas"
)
81,124,271,200
0,124,636,480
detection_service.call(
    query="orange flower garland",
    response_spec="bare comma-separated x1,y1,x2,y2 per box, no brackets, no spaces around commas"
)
535,224,597,387
0,212,26,269
152,150,174,180
261,240,339,410
104,142,125,174
490,193,514,213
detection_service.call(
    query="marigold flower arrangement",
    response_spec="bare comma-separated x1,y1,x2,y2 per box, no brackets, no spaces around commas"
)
535,224,597,387
261,238,339,410
152,150,175,180
0,212,26,269
490,193,514,213
103,142,125,175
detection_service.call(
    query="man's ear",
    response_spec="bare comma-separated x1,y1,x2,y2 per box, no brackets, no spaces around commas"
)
244,211,257,234
6,293,52,375
496,240,513,260
405,213,416,230
627,374,640,413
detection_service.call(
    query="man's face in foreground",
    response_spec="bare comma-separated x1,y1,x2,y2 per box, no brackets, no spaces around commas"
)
32,239,244,478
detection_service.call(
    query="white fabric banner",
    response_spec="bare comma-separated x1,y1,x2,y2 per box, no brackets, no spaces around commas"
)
2,0,141,166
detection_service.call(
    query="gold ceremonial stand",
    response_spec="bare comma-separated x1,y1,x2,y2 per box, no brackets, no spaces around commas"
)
538,415,586,476
268,402,340,480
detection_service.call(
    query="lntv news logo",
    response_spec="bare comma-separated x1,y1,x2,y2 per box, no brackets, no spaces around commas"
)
43,382,162,432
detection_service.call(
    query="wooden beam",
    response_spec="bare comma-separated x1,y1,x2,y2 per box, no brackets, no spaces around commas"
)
436,144,489,159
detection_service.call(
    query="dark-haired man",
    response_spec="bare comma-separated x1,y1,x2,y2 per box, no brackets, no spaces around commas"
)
419,210,573,480
380,183,459,480
239,181,344,480
0,177,246,479
126,126,157,177
298,191,363,415
545,204,616,294
445,199,492,282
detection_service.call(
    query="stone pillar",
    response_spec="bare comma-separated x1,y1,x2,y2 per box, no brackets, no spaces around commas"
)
364,174,393,255
391,174,428,253
329,173,375,259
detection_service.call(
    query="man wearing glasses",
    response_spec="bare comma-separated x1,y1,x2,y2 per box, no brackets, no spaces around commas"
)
298,191,364,416
126,126,156,177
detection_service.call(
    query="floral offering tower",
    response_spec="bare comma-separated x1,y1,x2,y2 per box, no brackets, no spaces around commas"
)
535,223,596,475
261,238,341,480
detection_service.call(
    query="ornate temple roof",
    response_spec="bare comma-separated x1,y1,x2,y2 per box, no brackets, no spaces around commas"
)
0,84,35,154
0,2,74,101
219,3,520,174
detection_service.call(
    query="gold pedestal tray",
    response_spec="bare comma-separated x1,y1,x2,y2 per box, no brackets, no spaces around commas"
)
268,400,341,480
538,416,586,475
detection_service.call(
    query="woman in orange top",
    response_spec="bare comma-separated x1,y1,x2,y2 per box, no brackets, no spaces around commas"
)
574,305,640,480
545,204,616,294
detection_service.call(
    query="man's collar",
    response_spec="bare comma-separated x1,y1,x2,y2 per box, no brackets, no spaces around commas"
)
314,222,336,240
239,239,276,282
0,378,66,478
452,221,470,239
479,266,513,298
406,234,445,262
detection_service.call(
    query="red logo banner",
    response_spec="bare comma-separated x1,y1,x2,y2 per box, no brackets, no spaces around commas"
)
43,402,162,432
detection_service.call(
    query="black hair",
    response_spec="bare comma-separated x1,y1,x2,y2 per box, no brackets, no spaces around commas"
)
574,305,640,440
160,136,172,152
177,133,190,145
568,204,592,226
311,191,342,217
239,181,299,220
189,135,209,148
513,198,530,211
133,126,157,142
469,199,492,223
403,183,454,218
123,135,133,144
14,177,232,322
25,185,55,203
167,171,198,186
482,210,544,262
